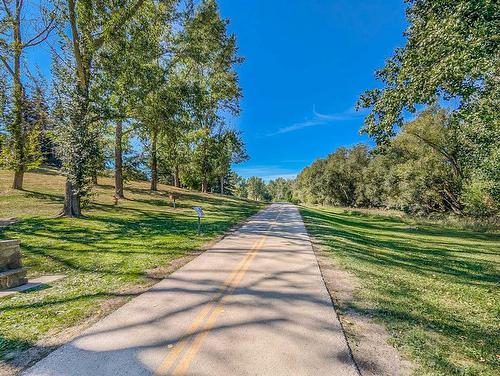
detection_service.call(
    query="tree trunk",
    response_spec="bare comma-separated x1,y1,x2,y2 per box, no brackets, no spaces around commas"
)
12,171,24,190
63,179,81,217
11,6,24,190
201,179,208,193
150,128,158,191
115,120,124,198
174,165,180,188
220,176,224,195
91,171,98,185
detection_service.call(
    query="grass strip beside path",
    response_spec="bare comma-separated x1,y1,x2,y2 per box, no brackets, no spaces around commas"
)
300,205,499,376
0,170,263,362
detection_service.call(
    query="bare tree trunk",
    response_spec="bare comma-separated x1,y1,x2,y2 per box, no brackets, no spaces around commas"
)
150,128,158,191
220,176,224,195
201,179,207,193
11,5,24,190
12,171,24,190
174,165,180,188
115,120,124,198
63,179,81,217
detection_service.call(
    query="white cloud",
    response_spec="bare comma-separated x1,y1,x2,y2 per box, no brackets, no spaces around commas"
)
267,105,364,136
234,166,298,181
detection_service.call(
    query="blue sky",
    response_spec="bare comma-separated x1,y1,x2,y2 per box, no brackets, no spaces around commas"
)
218,0,408,180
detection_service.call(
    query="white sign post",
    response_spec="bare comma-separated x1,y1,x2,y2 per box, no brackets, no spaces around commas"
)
193,207,205,235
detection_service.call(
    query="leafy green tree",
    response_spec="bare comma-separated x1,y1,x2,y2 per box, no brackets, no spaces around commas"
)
267,178,294,202
246,176,269,201
0,0,54,189
177,0,242,192
54,0,153,216
357,0,499,217
231,172,248,198
97,0,171,197
212,129,248,194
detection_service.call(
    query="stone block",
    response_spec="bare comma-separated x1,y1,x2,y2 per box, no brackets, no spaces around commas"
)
0,268,28,289
0,239,27,289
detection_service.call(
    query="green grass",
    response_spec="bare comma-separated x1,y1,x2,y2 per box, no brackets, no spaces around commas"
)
300,206,499,376
0,169,263,361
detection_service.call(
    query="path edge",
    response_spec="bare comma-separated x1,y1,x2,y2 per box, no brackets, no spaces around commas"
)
297,206,362,376
1,205,269,376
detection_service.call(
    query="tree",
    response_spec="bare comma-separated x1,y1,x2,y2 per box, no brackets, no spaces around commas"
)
0,0,54,189
54,0,151,216
246,176,269,201
231,172,248,198
267,178,294,202
177,0,242,193
97,0,169,197
212,130,248,194
357,0,499,217
357,0,499,143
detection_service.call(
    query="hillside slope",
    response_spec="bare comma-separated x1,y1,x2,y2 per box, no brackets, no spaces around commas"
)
0,169,263,368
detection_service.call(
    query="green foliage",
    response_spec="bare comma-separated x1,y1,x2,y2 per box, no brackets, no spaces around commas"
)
267,177,295,203
0,80,44,173
293,108,498,219
231,172,248,198
356,0,499,219
357,0,499,143
246,176,270,201
294,144,370,207
462,177,499,218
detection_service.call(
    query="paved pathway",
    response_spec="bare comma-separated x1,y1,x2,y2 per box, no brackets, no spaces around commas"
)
23,204,358,376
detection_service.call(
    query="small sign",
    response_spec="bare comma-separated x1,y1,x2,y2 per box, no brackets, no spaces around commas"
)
193,207,205,218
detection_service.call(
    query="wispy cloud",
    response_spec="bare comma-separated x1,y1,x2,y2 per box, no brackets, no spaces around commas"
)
234,166,299,181
267,105,364,136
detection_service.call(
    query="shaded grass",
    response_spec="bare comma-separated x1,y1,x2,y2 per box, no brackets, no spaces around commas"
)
300,205,499,376
0,169,263,360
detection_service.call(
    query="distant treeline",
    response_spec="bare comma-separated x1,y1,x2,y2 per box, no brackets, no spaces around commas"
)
238,107,498,220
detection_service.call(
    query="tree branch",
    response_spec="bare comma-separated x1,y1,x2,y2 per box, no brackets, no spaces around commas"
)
93,0,146,50
1,0,12,19
23,17,56,48
67,0,86,87
407,130,463,178
0,55,14,76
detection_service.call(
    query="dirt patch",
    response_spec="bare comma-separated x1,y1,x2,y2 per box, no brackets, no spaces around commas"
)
312,240,415,376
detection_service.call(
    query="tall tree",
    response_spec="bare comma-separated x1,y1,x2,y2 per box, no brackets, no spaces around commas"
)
177,0,242,192
0,0,54,189
98,0,172,197
213,129,248,194
357,0,499,215
54,0,150,216
246,176,269,201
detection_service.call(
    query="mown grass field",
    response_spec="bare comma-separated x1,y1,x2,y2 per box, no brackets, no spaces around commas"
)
0,169,263,362
300,206,499,376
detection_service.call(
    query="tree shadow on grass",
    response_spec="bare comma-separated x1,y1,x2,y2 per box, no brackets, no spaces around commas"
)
301,206,499,373
301,208,499,287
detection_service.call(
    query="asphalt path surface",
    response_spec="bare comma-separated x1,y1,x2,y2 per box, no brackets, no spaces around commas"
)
23,203,358,376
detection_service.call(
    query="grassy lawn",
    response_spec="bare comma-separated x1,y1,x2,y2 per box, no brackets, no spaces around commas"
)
300,206,499,376
0,169,263,361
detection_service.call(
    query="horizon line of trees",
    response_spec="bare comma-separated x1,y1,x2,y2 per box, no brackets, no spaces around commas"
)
0,0,247,217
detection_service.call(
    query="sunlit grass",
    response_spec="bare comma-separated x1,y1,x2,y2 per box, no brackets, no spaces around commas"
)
0,169,263,360
300,205,499,376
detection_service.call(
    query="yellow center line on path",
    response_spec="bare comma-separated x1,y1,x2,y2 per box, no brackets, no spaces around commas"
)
154,209,281,376
172,236,266,376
